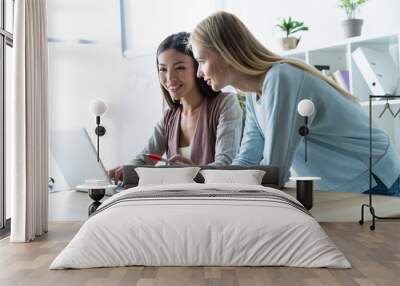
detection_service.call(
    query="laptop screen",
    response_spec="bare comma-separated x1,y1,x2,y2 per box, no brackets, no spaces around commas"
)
50,128,111,190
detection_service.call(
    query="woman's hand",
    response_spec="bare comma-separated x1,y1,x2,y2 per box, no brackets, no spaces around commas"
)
108,166,124,183
168,155,194,165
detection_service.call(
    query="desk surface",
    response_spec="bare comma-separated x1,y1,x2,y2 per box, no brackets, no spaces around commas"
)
290,176,321,181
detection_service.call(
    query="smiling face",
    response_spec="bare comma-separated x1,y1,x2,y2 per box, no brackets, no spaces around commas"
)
191,42,231,91
157,49,198,101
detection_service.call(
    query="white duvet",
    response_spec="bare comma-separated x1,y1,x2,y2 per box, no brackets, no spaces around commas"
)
50,183,351,269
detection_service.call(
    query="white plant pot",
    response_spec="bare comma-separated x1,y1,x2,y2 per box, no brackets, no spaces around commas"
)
281,37,300,51
342,19,363,38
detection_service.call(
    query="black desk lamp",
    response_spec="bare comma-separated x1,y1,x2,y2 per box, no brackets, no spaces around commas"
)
297,99,315,162
89,98,107,162
293,99,318,211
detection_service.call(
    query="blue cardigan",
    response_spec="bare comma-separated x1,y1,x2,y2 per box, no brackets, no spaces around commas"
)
233,63,400,193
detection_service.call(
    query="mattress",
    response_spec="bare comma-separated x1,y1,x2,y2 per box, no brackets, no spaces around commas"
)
50,183,350,269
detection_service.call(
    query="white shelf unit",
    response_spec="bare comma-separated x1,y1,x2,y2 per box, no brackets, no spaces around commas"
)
281,33,400,155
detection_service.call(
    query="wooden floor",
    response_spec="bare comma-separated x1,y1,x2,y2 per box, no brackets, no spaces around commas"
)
1,221,400,286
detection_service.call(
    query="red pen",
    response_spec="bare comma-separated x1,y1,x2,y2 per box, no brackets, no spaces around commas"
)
145,153,169,163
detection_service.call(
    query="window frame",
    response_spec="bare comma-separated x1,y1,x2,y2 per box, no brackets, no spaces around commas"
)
119,0,224,58
0,0,13,233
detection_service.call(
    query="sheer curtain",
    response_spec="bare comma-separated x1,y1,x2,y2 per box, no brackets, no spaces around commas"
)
10,0,48,242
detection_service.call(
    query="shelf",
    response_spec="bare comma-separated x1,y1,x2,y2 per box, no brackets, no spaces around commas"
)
359,99,400,106
282,33,400,157
281,33,399,57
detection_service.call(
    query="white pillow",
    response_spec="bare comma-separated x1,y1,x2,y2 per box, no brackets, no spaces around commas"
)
135,167,201,186
200,169,266,185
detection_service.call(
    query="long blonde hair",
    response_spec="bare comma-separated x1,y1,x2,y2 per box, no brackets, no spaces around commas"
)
190,11,356,99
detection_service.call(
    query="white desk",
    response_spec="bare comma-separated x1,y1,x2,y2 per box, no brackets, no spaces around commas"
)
76,184,117,216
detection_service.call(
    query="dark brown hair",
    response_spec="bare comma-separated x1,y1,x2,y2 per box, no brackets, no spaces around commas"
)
156,32,220,108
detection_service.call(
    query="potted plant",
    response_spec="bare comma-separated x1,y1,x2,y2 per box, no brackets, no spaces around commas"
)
276,17,309,51
339,0,369,38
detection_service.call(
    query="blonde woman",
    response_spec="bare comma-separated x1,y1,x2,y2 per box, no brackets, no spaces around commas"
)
190,11,400,195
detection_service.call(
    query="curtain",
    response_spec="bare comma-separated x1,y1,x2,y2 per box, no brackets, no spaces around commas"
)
10,0,48,242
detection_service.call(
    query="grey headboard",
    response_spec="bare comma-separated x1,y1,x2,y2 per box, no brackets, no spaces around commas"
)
122,165,280,189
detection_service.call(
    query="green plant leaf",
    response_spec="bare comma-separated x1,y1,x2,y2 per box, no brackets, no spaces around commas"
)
277,17,309,37
339,0,369,19
276,24,285,30
289,26,309,36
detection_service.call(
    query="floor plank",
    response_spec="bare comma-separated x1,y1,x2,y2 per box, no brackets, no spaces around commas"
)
1,222,400,286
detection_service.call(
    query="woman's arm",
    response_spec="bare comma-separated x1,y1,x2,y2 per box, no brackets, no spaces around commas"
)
131,116,167,165
261,64,306,186
232,96,264,166
209,93,243,166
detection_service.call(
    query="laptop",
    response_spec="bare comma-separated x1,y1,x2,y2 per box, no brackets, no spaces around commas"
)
50,128,118,196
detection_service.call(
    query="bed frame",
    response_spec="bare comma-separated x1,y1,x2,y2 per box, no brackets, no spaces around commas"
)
88,165,313,215
121,165,280,189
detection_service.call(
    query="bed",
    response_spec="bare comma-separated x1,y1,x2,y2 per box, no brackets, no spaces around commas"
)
50,165,350,269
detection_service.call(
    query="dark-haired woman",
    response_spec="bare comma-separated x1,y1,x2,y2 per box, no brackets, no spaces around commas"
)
109,32,242,181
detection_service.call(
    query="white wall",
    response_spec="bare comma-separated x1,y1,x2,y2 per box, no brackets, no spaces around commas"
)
222,0,400,52
123,0,220,56
48,0,161,189
48,0,400,190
